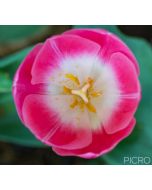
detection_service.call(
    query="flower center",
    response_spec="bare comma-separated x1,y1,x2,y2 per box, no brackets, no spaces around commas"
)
71,83,90,103
63,73,102,113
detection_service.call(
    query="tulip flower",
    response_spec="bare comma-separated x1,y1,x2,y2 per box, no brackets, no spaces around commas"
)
13,28,141,158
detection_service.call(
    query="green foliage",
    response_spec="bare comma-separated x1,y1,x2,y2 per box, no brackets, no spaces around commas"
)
0,27,45,147
0,72,12,93
0,47,32,69
74,25,152,164
0,26,46,43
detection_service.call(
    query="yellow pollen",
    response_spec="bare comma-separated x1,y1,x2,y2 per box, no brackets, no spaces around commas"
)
65,73,80,85
70,98,78,108
63,86,71,94
87,77,94,86
90,91,102,97
86,102,97,113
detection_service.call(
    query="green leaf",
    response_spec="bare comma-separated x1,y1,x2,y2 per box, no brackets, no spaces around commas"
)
74,25,152,164
0,72,12,93
0,26,47,43
0,47,32,68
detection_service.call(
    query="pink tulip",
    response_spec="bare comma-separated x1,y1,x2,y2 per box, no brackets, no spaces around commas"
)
13,28,141,159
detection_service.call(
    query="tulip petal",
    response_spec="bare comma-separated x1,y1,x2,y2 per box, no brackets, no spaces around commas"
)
63,29,139,74
13,44,43,121
103,52,140,134
52,118,135,158
22,94,92,150
31,34,101,84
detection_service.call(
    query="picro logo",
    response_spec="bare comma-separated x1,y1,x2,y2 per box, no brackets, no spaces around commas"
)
123,156,152,165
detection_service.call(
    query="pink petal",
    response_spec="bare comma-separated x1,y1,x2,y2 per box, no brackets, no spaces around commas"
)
63,29,139,74
22,94,92,150
109,52,140,94
31,34,101,84
103,52,141,134
12,44,43,121
52,118,135,158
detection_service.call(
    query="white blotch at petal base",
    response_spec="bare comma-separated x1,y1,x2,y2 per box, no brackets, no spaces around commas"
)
47,54,120,130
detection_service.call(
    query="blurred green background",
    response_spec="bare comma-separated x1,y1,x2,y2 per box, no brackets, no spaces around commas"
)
0,25,152,165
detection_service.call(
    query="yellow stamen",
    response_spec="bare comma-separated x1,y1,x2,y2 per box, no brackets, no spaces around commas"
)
87,77,94,86
86,102,96,113
70,98,78,108
79,99,85,111
65,73,80,85
63,86,71,94
90,91,102,97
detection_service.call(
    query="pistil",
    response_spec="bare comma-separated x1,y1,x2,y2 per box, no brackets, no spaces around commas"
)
71,83,90,103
